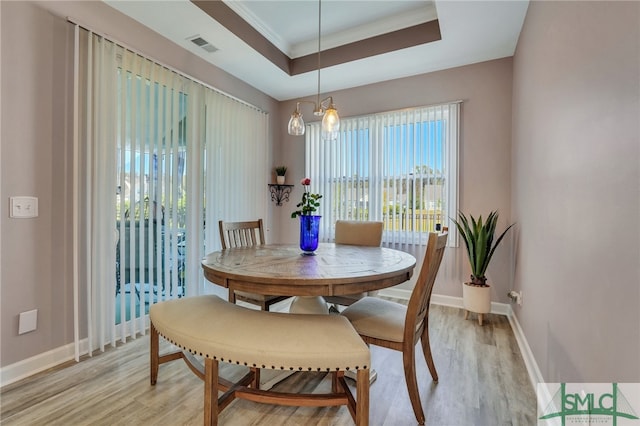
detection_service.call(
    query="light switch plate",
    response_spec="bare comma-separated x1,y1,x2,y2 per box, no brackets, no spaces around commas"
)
10,196,38,218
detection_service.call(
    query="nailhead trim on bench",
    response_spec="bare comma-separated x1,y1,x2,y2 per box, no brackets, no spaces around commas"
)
150,295,369,372
153,328,368,372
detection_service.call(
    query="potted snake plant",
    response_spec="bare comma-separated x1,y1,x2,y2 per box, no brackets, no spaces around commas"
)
452,210,514,325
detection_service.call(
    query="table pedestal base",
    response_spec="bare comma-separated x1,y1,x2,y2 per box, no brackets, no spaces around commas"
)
289,296,329,314
260,369,296,390
345,368,378,384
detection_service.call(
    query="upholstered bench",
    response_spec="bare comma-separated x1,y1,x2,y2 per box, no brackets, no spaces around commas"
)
150,295,370,425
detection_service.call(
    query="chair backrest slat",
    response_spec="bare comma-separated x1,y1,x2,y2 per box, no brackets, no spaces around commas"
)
219,219,265,249
404,231,448,344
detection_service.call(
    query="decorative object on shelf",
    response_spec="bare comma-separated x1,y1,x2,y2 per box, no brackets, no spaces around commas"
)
267,184,293,206
287,0,340,141
291,178,323,255
452,210,514,325
274,166,287,184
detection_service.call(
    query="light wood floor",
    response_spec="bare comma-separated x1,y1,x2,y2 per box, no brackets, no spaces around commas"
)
0,302,536,425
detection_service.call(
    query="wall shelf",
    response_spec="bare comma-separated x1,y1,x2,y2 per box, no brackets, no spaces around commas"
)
268,184,294,206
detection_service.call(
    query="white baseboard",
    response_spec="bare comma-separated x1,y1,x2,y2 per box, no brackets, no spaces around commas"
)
507,310,545,391
379,288,511,316
379,288,542,391
0,339,88,388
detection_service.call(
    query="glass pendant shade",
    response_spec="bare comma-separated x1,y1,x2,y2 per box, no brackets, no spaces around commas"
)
321,105,340,140
288,110,305,136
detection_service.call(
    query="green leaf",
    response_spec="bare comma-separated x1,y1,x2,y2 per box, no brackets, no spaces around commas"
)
452,210,514,285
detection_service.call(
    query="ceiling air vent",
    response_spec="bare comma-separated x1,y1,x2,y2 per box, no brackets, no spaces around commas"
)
188,35,218,53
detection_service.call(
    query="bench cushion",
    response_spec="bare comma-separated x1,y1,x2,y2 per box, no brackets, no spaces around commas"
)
150,295,369,372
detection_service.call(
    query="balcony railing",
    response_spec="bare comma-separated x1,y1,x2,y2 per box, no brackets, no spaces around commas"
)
383,210,444,232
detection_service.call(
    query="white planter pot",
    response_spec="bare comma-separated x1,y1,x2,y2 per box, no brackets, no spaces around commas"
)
462,282,491,325
276,176,285,184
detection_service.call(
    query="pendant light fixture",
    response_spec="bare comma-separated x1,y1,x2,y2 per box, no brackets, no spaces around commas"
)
287,0,340,141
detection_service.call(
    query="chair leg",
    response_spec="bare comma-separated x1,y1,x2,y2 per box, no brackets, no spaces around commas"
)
403,345,425,425
420,324,438,382
356,369,370,426
204,357,219,426
150,323,159,385
251,367,260,389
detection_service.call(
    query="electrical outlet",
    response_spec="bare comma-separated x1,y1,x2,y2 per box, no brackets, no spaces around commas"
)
10,196,38,218
507,290,523,306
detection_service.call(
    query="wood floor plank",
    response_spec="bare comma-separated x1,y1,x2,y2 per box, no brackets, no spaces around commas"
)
0,304,536,425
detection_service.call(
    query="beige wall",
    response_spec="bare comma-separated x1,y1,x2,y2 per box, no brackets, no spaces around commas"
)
277,58,515,300
0,1,279,367
512,1,640,381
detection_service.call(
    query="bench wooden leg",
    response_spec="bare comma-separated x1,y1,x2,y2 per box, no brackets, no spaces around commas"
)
251,367,260,389
204,357,219,426
150,324,159,385
356,369,369,426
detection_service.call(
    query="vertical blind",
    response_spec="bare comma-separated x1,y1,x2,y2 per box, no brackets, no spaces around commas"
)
203,91,269,256
306,102,459,246
73,25,268,360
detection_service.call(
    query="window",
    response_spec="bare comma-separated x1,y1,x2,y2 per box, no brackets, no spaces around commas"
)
306,102,459,245
75,27,268,356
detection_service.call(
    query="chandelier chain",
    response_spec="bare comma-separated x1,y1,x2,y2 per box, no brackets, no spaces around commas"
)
317,0,321,109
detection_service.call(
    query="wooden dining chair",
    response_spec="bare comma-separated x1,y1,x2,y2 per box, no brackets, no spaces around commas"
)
324,220,384,310
218,219,291,311
341,230,448,425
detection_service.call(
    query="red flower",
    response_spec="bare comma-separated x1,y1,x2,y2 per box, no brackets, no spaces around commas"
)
291,178,322,218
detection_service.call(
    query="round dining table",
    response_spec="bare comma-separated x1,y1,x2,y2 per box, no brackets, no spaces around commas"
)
201,242,416,385
201,243,416,300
